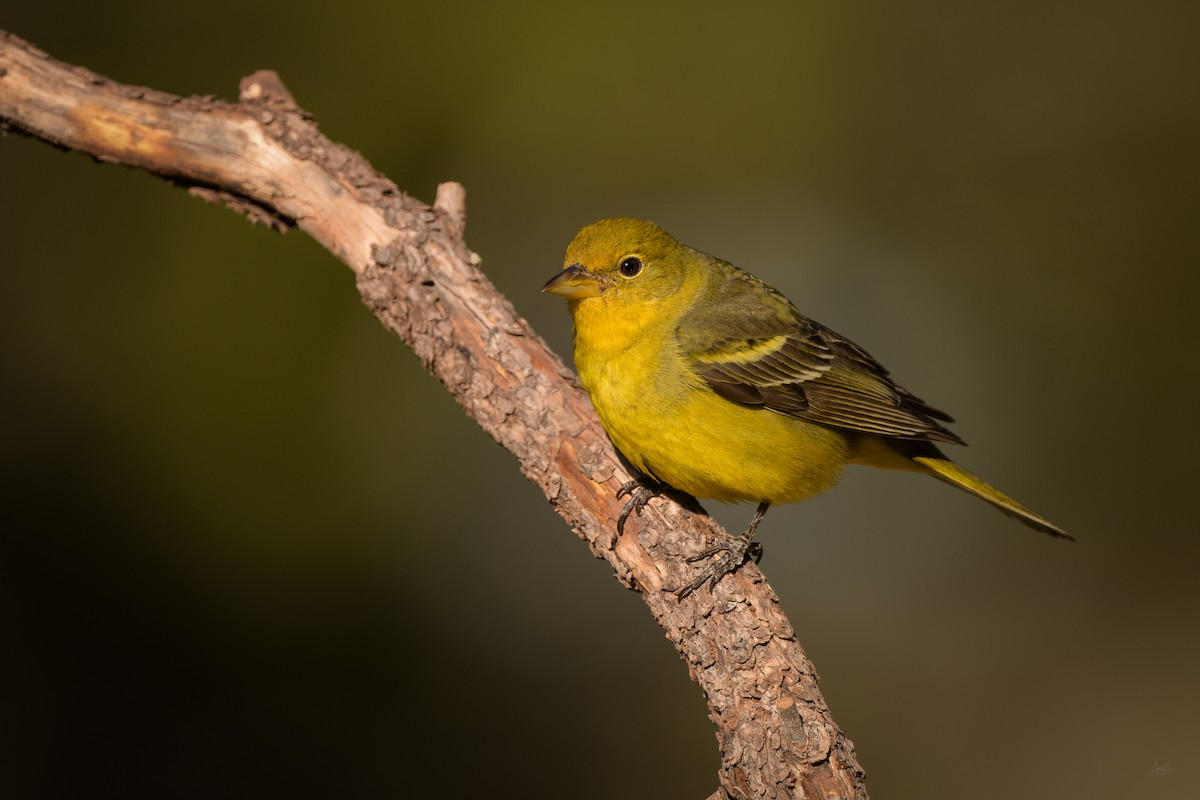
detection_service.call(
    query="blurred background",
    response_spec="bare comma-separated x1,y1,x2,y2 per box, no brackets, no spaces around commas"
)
2,3,1195,798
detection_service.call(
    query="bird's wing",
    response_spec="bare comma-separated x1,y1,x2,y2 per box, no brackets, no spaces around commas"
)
675,269,964,444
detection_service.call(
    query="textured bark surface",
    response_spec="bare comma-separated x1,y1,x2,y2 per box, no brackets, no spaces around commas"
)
1,30,867,799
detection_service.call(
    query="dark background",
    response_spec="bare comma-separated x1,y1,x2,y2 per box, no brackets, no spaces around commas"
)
2,3,1195,798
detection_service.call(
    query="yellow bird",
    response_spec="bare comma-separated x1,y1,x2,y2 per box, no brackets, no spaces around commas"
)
544,218,1071,597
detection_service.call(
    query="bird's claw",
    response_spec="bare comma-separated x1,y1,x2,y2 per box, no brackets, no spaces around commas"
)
615,479,642,500
676,501,770,598
616,479,661,535
676,536,763,598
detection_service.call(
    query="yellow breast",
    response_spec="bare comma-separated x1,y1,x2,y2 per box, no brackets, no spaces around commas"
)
571,295,851,505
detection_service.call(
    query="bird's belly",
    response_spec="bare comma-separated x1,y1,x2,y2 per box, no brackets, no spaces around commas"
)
588,366,851,505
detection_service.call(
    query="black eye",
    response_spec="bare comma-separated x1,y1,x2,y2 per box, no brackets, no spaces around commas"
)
618,256,643,277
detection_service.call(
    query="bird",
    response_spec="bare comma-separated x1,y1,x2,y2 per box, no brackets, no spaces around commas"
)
543,218,1071,597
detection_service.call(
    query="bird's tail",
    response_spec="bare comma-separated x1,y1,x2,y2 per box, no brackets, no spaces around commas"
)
910,455,1073,540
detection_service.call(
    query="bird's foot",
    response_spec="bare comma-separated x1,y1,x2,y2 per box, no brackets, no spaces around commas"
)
676,536,763,598
676,501,771,599
616,478,663,535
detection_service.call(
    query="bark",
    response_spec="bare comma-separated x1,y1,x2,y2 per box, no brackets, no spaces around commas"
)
0,30,867,799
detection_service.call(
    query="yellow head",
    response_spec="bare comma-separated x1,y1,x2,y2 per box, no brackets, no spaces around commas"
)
542,218,688,306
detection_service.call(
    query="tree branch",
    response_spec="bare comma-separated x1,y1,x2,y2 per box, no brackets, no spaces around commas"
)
0,30,866,799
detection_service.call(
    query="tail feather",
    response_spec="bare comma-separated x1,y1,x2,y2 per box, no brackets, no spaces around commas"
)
912,456,1073,540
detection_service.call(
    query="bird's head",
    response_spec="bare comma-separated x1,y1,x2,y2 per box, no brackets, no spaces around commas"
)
543,218,686,307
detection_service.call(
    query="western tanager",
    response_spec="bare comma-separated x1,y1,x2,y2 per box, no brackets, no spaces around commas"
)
544,218,1070,597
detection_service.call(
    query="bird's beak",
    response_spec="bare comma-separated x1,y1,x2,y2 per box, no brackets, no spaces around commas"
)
542,265,603,299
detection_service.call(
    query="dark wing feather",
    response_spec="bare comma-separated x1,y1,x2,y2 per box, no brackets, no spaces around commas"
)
677,263,964,445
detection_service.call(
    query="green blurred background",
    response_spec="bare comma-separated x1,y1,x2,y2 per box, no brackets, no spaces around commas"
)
2,3,1195,798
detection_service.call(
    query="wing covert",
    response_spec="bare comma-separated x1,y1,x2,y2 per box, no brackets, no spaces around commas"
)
676,266,963,444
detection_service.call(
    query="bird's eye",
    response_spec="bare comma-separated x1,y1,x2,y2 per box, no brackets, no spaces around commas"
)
618,256,643,277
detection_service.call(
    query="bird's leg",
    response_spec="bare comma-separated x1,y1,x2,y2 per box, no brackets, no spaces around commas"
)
677,501,771,598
